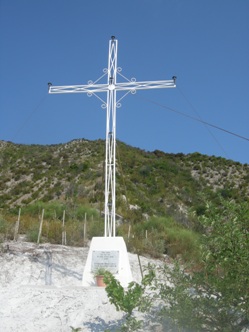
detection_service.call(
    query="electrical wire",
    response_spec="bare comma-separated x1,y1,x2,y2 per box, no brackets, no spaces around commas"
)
135,93,249,143
176,85,230,159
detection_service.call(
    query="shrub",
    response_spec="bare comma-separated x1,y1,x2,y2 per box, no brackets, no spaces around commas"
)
0,216,15,240
119,216,200,263
26,224,39,243
147,200,249,332
104,269,155,331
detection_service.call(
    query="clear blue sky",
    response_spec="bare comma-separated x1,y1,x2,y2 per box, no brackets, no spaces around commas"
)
0,0,248,164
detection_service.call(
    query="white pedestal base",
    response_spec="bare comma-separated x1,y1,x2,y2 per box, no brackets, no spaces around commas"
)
82,236,133,287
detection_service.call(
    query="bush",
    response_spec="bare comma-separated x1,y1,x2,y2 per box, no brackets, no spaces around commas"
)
165,228,200,262
0,217,15,240
86,219,105,239
26,224,39,243
146,200,249,332
118,216,200,263
43,220,63,244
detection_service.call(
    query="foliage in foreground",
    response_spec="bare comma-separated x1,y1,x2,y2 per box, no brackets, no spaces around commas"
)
103,270,155,331
150,200,249,331
104,200,249,331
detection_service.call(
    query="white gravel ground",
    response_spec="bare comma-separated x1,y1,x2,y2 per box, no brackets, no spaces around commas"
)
0,240,164,332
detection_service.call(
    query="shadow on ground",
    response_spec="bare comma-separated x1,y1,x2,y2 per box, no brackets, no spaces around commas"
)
82,316,124,331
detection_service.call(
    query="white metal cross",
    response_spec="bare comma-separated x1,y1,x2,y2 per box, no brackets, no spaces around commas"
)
48,36,176,238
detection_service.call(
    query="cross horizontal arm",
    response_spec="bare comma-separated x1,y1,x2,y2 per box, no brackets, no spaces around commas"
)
114,79,176,91
48,79,176,95
48,83,110,94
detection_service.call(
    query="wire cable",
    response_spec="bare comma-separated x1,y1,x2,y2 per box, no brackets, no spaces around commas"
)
135,93,249,143
176,85,230,159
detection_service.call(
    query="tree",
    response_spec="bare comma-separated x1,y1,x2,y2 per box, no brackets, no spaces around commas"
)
150,199,249,331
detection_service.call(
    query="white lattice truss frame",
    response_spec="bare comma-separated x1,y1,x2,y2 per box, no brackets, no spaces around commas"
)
48,36,176,237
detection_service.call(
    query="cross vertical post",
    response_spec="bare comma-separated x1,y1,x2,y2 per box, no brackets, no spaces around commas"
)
105,36,117,237
48,36,176,239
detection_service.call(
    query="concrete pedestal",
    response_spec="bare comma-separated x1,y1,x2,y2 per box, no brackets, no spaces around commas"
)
82,237,133,287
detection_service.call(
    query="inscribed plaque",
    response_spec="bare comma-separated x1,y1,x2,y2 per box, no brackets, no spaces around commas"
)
91,250,119,273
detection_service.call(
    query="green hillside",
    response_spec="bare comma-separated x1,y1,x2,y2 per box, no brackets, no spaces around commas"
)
0,139,248,221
